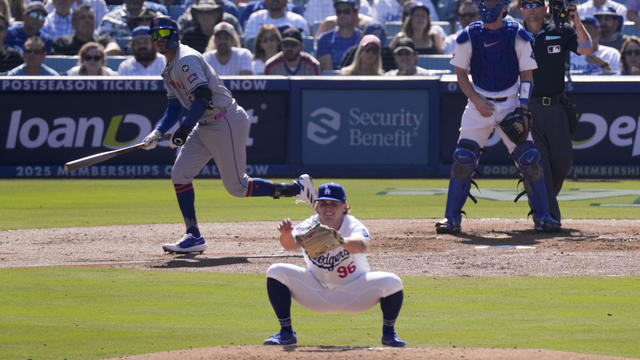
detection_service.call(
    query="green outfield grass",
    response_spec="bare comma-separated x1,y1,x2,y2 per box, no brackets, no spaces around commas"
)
1,268,639,360
1,179,639,230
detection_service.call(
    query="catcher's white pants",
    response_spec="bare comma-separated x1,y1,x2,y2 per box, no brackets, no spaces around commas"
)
459,94,533,154
266,263,403,314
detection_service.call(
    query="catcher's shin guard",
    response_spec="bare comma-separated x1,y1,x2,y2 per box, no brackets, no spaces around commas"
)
511,142,553,221
443,139,480,223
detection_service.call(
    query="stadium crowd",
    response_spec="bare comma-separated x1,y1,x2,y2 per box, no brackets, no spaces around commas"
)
1,0,639,75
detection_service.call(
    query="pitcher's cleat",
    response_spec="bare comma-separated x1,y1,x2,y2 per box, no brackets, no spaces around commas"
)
295,174,317,210
435,218,461,234
263,330,297,346
381,331,406,347
162,233,207,254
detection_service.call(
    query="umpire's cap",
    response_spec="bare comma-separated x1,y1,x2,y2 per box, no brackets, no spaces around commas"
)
317,183,347,203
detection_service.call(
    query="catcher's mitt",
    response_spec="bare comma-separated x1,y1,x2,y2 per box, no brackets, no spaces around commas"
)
499,107,531,146
295,223,344,258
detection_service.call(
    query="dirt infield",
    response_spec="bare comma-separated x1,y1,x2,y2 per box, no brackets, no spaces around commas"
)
2,218,639,359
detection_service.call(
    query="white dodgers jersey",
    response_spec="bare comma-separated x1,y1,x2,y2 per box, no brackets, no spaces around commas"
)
293,215,371,288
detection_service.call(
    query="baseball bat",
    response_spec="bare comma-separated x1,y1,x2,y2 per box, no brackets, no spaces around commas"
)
64,133,171,172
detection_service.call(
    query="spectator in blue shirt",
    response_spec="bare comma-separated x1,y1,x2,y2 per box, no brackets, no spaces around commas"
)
7,36,59,75
4,2,53,53
316,0,362,70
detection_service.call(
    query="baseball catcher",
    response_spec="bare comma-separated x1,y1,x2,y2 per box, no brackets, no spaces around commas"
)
263,182,406,347
500,107,532,146
435,0,560,235
295,223,344,258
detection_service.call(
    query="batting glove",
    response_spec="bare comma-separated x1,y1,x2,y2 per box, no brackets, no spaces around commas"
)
142,129,163,150
171,125,193,147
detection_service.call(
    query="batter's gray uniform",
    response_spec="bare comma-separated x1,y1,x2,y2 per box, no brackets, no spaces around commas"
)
163,43,251,197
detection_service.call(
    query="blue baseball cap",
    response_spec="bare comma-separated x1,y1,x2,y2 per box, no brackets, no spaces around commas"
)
132,26,151,38
334,0,358,10
317,183,347,202
363,22,387,45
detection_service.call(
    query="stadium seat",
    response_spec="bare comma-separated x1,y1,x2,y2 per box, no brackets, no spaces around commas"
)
433,21,451,36
303,36,315,55
417,54,454,72
244,36,256,51
42,56,78,74
622,21,640,37
168,5,185,20
115,37,132,55
42,55,129,74
384,21,402,38
106,56,128,72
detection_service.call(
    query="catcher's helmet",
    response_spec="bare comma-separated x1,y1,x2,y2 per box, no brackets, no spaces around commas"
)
475,0,509,23
148,16,180,50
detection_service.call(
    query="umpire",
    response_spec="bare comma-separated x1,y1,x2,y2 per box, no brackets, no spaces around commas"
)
521,0,592,226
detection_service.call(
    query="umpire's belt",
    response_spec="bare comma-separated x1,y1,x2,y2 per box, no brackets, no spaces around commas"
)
485,96,508,102
531,95,560,106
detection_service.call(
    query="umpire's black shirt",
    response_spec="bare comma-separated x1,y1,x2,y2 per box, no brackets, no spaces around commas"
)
525,20,579,97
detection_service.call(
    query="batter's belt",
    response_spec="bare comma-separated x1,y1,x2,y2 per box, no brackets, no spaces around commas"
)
199,106,230,124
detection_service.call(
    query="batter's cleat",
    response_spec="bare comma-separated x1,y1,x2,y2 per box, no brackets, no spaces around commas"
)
162,233,207,254
381,331,406,347
533,215,561,233
295,174,317,209
263,330,297,346
435,218,461,234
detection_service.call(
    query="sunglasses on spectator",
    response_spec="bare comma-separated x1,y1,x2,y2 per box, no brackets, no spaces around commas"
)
624,49,640,56
261,36,279,43
395,49,412,56
150,29,173,40
28,11,47,21
24,48,45,54
364,46,379,54
523,2,544,8
83,54,103,62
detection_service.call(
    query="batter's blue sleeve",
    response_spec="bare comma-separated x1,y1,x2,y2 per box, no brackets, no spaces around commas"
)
156,97,183,134
181,85,209,128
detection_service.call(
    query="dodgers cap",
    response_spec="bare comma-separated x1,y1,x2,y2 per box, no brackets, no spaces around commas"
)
317,183,347,202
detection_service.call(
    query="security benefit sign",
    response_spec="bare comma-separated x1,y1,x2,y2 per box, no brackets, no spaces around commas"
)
301,89,430,165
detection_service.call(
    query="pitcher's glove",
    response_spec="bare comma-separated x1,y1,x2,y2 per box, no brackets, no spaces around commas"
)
295,223,344,258
500,108,531,146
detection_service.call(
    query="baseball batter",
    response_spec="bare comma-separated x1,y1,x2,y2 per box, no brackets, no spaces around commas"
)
141,16,317,254
264,183,406,347
435,0,561,234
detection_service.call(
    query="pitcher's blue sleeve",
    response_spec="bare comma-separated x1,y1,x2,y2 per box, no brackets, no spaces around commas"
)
155,97,183,134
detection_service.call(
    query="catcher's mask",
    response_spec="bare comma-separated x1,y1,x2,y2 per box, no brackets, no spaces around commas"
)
149,16,180,50
476,0,509,23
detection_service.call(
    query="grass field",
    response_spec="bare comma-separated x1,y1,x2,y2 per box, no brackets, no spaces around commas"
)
1,178,639,360
1,179,639,230
1,268,639,360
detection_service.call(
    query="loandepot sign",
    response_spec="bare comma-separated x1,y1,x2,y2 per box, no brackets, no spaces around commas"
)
378,188,640,207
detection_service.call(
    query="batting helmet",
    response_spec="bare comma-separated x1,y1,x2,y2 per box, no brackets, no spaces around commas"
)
148,16,180,50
